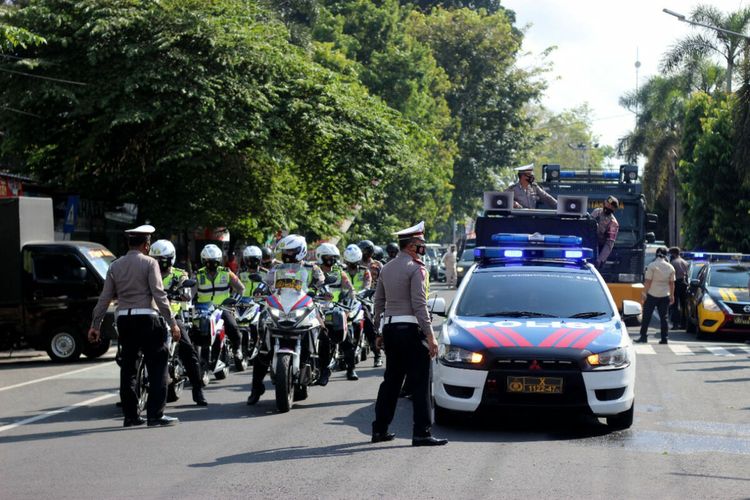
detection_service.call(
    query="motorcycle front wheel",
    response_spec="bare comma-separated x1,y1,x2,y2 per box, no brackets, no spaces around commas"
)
135,356,148,416
215,343,230,380
275,353,294,413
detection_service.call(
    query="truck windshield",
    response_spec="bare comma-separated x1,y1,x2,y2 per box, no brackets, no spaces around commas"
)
79,246,116,279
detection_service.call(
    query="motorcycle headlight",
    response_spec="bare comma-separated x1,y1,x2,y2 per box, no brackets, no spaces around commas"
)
585,346,631,371
702,294,722,312
288,308,307,320
438,345,483,365
269,308,282,319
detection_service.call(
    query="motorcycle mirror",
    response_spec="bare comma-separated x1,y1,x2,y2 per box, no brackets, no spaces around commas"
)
181,279,196,288
222,297,238,307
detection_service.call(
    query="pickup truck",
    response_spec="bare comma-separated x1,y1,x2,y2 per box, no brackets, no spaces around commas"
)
0,197,117,361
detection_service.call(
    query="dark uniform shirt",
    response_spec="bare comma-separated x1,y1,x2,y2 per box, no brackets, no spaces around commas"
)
505,182,558,209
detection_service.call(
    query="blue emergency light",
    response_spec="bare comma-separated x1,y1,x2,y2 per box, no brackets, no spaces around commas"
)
491,233,582,246
683,251,750,262
559,170,619,180
474,246,593,263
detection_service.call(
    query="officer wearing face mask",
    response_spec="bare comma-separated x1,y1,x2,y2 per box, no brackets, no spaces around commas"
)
505,164,558,209
195,244,245,365
591,195,620,269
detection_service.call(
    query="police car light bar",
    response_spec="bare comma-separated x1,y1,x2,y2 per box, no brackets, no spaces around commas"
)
683,251,750,262
491,233,582,247
559,170,619,179
474,246,594,262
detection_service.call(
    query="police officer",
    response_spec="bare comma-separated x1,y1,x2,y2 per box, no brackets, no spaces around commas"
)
668,247,689,329
150,239,207,406
371,221,447,446
195,244,245,365
637,246,675,344
88,225,180,427
344,244,382,367
247,235,325,404
385,242,399,262
358,240,383,286
239,245,268,297
591,195,620,268
505,164,558,209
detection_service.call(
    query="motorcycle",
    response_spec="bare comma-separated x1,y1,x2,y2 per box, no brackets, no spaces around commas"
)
257,267,335,412
190,297,238,383
233,295,264,364
320,289,371,372
165,279,196,402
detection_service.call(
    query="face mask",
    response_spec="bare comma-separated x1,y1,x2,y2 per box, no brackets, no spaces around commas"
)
158,259,171,273
603,207,613,215
282,253,297,264
322,257,335,267
524,174,535,184
206,261,219,271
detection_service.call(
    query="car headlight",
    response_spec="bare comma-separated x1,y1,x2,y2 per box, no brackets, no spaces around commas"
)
438,345,483,365
456,266,465,273
585,346,631,371
702,294,722,312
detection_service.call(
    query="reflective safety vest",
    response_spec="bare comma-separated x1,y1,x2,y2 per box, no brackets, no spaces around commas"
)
324,265,345,303
196,267,231,305
163,267,188,315
239,268,268,297
346,266,367,292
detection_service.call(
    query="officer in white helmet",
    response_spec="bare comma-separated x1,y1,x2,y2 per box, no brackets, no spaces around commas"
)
239,245,268,297
247,234,327,404
195,244,246,365
343,244,383,367
150,239,207,406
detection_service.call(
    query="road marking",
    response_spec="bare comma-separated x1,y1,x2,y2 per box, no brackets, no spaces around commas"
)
705,346,735,357
737,346,750,354
0,392,116,434
634,345,656,355
669,344,695,356
0,361,115,393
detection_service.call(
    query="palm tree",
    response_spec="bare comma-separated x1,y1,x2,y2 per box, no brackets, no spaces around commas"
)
661,4,750,93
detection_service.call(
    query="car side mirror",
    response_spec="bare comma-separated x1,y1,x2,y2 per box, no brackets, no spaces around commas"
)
428,296,447,317
622,299,642,319
690,279,700,287
73,267,88,281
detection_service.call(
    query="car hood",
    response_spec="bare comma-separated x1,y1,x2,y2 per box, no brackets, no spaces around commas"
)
707,286,749,303
445,316,624,354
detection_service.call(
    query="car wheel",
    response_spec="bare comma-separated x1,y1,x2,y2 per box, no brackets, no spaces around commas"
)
606,402,634,430
46,326,83,362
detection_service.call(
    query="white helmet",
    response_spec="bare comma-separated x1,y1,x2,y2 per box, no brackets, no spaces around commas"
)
200,244,223,264
149,239,176,266
343,244,362,265
277,234,307,263
243,245,262,261
316,243,340,264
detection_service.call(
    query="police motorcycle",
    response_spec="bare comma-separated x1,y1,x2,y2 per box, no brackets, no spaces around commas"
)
165,278,197,402
233,295,264,362
190,296,239,382
322,289,373,371
257,268,336,412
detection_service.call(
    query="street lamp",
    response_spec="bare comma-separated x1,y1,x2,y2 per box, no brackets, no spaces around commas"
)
663,8,750,40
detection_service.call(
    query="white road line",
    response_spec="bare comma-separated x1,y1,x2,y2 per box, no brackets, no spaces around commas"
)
634,345,656,355
0,361,115,393
705,346,735,357
668,344,695,356
737,346,750,354
0,392,116,434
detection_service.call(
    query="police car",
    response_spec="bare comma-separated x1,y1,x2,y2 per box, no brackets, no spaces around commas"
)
683,253,750,337
433,233,639,430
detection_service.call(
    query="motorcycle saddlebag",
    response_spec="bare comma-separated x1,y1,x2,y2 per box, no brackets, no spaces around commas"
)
325,309,347,344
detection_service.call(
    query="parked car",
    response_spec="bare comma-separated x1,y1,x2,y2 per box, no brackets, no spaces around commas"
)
456,248,475,285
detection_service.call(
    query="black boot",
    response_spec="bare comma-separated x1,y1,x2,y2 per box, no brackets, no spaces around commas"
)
192,387,208,406
319,367,331,386
635,336,647,343
246,385,265,405
345,348,358,380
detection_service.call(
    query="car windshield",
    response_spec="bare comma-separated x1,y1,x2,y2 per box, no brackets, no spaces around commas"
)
707,265,750,288
78,246,116,279
455,269,614,319
460,249,474,261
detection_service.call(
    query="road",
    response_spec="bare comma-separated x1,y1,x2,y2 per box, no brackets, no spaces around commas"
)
1,284,749,499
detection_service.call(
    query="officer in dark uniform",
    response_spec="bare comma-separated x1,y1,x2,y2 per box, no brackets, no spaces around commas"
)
371,221,447,446
89,225,181,427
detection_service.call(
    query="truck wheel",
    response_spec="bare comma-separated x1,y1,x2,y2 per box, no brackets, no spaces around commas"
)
84,338,112,359
46,327,82,362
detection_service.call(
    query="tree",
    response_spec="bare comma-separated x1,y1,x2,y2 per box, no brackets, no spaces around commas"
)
0,0,419,242
661,4,750,92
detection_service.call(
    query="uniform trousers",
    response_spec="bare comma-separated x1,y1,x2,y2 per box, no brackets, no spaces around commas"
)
175,320,203,387
639,294,670,341
118,315,169,420
670,281,688,328
221,309,242,352
372,323,432,438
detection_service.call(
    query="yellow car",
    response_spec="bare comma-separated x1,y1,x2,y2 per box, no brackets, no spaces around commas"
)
687,261,750,338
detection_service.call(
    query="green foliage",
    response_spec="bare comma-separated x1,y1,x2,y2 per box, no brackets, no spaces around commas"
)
0,0,417,242
0,5,45,52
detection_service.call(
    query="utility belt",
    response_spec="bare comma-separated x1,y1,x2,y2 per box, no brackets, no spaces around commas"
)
383,315,418,325
116,308,158,318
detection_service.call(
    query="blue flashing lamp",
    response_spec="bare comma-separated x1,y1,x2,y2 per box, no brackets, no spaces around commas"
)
558,170,619,179
491,233,582,247
474,246,593,263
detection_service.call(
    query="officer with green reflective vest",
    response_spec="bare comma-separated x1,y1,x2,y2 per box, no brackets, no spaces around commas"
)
344,244,382,367
150,239,207,406
317,243,359,380
247,235,326,405
195,244,245,364
238,245,268,297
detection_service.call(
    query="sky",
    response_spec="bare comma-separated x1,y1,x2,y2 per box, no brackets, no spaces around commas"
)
503,0,748,161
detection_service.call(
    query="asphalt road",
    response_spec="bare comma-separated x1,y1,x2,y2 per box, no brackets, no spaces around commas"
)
1,284,749,499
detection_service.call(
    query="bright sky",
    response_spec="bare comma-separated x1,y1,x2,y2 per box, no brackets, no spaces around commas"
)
504,0,748,161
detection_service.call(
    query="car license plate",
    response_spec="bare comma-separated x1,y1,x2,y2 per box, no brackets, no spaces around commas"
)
733,316,750,325
507,376,563,394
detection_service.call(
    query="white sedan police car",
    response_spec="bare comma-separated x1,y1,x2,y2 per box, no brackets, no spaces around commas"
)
433,234,637,430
